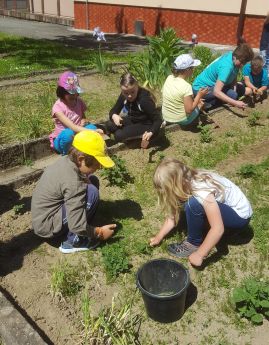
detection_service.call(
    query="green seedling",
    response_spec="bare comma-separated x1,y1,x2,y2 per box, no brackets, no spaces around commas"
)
101,242,130,281
13,203,24,215
100,154,133,187
247,111,261,127
231,278,269,325
198,124,213,143
238,164,260,178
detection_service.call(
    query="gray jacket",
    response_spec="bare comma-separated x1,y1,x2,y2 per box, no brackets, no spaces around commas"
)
31,155,94,238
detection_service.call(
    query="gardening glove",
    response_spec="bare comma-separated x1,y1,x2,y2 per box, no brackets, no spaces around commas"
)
95,224,116,240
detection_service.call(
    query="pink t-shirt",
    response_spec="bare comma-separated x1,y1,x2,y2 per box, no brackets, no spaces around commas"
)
49,98,87,147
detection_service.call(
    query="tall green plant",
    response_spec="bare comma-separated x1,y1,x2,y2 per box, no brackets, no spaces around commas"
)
129,28,186,90
94,44,112,75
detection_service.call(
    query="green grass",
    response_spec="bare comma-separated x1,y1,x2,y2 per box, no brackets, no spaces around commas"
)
0,32,127,78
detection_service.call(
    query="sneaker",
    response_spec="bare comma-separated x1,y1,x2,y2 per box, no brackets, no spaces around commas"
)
168,240,199,258
59,235,100,254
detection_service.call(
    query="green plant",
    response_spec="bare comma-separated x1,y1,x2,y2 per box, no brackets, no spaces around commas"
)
198,124,213,143
94,44,113,75
50,261,82,299
12,203,24,215
101,242,130,281
231,278,269,325
238,163,260,178
129,28,185,89
247,111,261,127
191,46,218,83
81,294,141,344
100,154,133,187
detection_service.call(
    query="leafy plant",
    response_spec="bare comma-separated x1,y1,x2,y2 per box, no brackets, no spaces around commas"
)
101,242,130,281
13,203,24,215
198,124,213,143
238,163,261,178
81,293,141,344
128,28,186,89
231,278,269,325
94,44,113,75
191,45,218,83
100,154,133,187
50,261,82,299
247,111,261,127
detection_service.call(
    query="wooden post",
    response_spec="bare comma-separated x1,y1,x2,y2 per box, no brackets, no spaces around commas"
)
237,0,247,45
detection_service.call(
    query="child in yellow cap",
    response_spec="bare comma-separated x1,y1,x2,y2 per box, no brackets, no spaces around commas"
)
31,131,116,253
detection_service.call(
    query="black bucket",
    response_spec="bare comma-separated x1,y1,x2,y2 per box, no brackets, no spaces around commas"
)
136,258,190,323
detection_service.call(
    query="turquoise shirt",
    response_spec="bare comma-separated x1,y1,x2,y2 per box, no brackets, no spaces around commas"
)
193,52,239,91
242,63,268,88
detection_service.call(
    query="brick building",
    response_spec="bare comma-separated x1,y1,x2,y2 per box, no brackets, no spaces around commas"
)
74,0,269,47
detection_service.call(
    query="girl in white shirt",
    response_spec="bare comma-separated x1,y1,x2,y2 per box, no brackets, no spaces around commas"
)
150,158,252,267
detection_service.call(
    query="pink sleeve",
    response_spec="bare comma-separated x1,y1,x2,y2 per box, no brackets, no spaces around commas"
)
80,99,87,115
52,100,65,118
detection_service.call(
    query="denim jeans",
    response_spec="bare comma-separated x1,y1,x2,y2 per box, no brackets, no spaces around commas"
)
54,123,97,155
62,176,100,241
184,196,250,246
193,85,238,107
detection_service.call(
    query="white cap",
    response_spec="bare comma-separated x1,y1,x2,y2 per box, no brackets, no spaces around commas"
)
173,54,201,70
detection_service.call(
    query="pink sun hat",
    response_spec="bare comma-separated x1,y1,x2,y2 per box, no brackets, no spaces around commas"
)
58,71,83,94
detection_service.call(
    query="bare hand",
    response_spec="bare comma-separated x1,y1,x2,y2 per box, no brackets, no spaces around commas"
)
80,118,90,126
112,114,123,127
188,251,204,267
95,224,116,240
95,128,104,135
149,235,162,247
142,131,153,141
198,87,209,97
234,100,247,110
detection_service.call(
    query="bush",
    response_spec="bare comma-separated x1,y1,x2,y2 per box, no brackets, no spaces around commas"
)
128,28,186,90
231,278,269,325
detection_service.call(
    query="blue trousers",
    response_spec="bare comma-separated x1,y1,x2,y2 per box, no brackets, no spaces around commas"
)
184,196,251,246
193,85,238,107
62,176,99,241
54,124,97,155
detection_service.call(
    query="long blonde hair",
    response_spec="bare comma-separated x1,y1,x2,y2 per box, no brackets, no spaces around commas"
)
153,158,225,223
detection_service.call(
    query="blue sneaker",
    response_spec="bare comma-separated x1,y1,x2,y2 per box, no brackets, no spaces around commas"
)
59,235,100,254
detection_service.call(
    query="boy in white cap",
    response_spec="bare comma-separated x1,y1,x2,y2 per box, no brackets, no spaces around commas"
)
31,131,116,253
162,54,208,126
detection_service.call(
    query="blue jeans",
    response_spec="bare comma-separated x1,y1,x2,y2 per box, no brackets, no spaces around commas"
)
54,124,97,155
184,196,251,246
62,176,99,241
193,85,238,107
178,107,200,125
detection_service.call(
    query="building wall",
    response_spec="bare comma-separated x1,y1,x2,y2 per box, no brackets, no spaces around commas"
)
75,0,269,16
31,0,74,18
74,2,266,47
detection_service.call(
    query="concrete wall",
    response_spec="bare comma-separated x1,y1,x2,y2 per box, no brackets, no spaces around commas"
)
74,1,268,47
31,0,74,18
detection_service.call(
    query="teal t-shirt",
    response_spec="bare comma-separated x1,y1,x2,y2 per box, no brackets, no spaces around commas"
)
242,63,268,88
193,52,239,91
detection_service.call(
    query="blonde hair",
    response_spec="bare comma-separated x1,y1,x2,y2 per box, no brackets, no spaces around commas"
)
153,158,225,223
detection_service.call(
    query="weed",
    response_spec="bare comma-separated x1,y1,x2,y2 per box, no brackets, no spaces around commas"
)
238,164,260,178
198,124,213,143
81,294,141,344
50,261,82,299
132,241,152,255
101,242,130,281
12,203,24,215
100,154,134,187
94,44,113,75
23,158,34,167
247,111,261,127
231,278,269,325
225,131,235,137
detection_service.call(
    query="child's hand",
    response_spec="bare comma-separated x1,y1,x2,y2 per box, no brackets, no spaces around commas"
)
188,251,204,267
142,131,153,141
112,114,123,127
80,118,90,126
95,128,104,135
198,87,209,97
95,224,116,240
149,235,162,247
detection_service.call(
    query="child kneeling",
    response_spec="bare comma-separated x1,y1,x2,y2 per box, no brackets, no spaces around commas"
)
31,131,116,253
150,158,253,267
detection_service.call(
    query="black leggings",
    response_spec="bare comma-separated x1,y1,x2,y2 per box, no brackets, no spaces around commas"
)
106,117,155,142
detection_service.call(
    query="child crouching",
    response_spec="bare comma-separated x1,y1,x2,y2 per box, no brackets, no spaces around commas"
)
31,131,116,253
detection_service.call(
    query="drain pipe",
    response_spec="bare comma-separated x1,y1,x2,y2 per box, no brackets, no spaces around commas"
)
86,0,89,30
237,0,247,45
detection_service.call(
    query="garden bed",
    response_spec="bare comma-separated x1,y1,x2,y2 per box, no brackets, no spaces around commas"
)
1,82,269,343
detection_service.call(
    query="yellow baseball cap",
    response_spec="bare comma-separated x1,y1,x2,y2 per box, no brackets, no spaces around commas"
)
72,131,115,168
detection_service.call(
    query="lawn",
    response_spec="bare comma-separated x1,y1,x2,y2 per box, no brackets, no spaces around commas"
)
0,72,269,344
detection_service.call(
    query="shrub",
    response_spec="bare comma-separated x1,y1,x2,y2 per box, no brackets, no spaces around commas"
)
231,278,269,325
101,242,130,281
128,28,186,90
100,154,133,187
